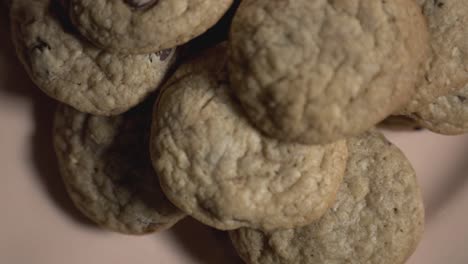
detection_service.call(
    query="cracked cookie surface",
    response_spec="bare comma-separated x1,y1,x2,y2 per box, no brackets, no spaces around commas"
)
69,0,234,54
230,130,424,264
54,101,185,234
10,0,176,116
401,0,468,113
229,0,429,144
151,45,348,231
410,84,468,135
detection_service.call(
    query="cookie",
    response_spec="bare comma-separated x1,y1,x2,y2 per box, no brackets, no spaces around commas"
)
151,45,348,231
230,130,424,264
409,84,468,135
68,0,234,54
228,0,429,144
10,0,176,116
54,100,185,234
401,0,468,113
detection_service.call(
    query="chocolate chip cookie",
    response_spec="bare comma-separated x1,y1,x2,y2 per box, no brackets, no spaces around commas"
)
410,84,468,135
229,0,429,144
401,0,468,113
11,0,176,116
68,0,234,54
54,100,185,234
151,45,348,231
230,130,424,264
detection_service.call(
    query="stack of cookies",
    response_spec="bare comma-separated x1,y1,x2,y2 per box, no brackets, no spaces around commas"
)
6,0,468,263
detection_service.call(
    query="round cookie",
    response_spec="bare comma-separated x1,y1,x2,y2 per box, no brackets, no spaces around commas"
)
151,45,348,231
409,84,468,135
401,0,468,113
230,130,424,264
54,101,185,234
10,0,176,116
68,0,234,54
229,0,429,144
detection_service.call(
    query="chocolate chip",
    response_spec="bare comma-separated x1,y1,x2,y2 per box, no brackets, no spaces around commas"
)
31,37,51,53
124,0,158,9
155,49,172,61
457,95,466,102
434,0,444,8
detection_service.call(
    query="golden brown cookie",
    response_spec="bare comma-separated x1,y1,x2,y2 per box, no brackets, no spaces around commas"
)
228,0,429,144
54,101,185,234
401,0,468,113
11,0,175,116
68,0,234,54
230,130,425,264
410,84,468,135
151,45,348,231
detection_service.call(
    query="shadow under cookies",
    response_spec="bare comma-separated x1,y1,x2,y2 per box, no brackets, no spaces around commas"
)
0,7,98,230
169,218,244,264
424,139,468,221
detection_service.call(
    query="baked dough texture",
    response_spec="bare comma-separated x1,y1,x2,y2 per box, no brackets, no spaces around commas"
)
54,101,185,234
230,130,425,264
69,0,234,54
151,45,348,231
411,84,468,135
402,0,468,113
11,0,175,116
229,0,430,144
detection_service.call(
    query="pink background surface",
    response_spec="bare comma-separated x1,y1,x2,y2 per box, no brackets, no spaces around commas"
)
2,6,468,264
